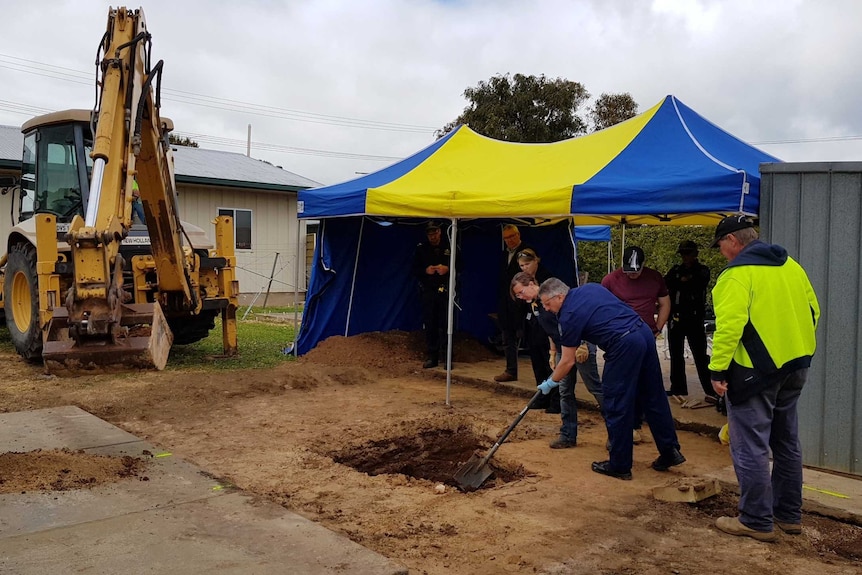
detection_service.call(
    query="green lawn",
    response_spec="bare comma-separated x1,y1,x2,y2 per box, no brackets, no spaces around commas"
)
167,318,297,371
0,316,297,372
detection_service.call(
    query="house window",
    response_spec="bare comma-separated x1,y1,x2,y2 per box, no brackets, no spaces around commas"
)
218,208,252,250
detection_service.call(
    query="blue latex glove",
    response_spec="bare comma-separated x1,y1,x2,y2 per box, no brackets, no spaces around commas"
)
537,377,559,395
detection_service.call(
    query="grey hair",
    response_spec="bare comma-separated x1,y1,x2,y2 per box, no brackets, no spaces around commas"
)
502,223,520,234
732,226,759,246
538,277,570,300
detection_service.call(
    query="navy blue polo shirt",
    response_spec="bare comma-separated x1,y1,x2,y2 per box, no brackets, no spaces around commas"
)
557,284,642,350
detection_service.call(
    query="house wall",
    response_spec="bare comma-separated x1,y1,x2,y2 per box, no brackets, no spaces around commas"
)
0,168,19,246
177,183,307,306
760,162,862,478
0,175,308,305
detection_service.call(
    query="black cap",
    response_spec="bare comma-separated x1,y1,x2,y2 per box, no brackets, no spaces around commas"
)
425,220,441,232
677,240,698,254
622,246,645,272
710,214,755,247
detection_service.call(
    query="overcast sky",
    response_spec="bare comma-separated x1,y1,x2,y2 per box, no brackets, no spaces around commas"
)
1,0,860,186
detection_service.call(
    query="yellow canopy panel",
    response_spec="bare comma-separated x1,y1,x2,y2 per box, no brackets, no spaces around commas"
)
364,100,662,218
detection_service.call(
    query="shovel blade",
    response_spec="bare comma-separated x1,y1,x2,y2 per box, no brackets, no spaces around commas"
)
453,454,495,492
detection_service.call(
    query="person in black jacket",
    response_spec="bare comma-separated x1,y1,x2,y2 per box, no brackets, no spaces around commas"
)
664,240,716,401
494,224,530,382
514,249,559,412
413,221,454,368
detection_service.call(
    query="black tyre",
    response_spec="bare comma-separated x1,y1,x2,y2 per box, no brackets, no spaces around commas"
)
168,310,217,345
4,242,43,362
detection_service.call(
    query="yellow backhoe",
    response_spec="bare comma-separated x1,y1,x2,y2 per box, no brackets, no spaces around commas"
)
0,6,238,372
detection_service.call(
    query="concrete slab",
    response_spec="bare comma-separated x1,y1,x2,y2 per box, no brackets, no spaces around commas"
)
0,407,407,575
0,405,140,451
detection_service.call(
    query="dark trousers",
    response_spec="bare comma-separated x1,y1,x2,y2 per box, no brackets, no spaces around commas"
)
727,369,806,532
526,323,552,385
502,327,519,376
668,318,713,396
602,323,680,473
421,289,447,359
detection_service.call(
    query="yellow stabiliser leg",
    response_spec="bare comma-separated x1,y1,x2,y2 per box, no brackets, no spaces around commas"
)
214,214,239,356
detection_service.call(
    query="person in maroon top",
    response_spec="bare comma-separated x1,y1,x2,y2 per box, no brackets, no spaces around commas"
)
602,245,671,444
601,246,670,336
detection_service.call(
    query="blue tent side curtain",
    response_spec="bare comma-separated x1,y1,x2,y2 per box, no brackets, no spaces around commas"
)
296,218,604,356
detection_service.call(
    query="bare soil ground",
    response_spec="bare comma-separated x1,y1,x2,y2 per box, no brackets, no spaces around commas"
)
1,330,860,575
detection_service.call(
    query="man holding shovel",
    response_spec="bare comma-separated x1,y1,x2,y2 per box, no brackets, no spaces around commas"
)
537,278,685,480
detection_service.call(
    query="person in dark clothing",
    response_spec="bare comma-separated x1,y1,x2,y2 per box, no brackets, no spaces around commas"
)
413,220,454,369
512,272,606,446
494,224,530,382
664,240,716,401
513,249,558,412
537,278,685,480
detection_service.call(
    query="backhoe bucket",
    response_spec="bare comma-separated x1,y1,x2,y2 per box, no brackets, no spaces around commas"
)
42,303,174,372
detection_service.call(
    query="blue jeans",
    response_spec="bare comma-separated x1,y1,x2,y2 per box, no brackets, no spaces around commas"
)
576,343,604,412
727,369,806,532
132,198,146,224
556,346,604,441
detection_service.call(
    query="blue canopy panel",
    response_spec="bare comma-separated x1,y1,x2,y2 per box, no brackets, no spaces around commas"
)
574,225,611,242
298,129,459,218
571,96,780,218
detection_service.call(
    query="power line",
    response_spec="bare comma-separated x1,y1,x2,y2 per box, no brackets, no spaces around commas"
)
0,98,405,162
4,53,861,148
752,135,862,145
173,131,403,161
0,53,438,134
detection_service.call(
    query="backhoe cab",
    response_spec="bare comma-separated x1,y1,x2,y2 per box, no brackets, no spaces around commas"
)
0,7,238,372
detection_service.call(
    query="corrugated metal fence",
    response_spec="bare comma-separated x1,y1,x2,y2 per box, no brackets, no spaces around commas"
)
760,162,861,477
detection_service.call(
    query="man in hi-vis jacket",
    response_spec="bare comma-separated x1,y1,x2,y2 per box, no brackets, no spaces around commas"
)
708,215,819,543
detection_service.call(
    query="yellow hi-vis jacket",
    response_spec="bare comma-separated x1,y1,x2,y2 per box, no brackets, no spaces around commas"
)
709,241,819,380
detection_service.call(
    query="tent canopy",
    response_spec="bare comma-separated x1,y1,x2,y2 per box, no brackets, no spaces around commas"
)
299,95,779,224
295,95,780,355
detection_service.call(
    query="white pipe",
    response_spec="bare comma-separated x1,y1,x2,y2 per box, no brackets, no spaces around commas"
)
86,158,106,226
293,206,301,357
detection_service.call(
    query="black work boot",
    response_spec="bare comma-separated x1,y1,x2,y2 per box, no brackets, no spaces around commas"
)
651,448,686,471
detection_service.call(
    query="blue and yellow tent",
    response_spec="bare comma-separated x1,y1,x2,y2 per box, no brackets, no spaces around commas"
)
296,96,779,356
299,95,779,224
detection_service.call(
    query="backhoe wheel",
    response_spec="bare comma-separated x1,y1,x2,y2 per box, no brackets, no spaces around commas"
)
4,242,43,362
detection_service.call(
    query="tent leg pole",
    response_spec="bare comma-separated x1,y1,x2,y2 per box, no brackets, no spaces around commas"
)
445,217,458,407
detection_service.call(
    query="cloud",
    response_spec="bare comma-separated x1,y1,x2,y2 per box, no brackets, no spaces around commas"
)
1,0,860,184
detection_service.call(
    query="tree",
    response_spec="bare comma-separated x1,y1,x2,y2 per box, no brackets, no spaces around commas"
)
436,73,590,142
588,93,638,131
169,133,199,148
438,74,639,142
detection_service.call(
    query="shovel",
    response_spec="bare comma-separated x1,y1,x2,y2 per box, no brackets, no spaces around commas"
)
454,390,543,491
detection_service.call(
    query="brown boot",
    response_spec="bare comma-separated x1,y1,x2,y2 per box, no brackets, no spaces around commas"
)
715,517,777,542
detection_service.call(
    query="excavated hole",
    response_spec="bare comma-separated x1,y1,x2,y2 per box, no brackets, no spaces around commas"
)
330,426,528,490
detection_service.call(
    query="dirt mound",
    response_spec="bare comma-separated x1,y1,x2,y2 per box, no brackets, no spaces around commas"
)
0,449,148,493
302,330,496,374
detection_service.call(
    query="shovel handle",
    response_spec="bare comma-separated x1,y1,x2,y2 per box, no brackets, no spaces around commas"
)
479,390,544,467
